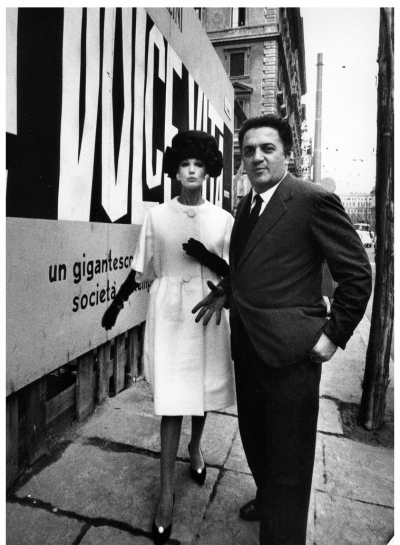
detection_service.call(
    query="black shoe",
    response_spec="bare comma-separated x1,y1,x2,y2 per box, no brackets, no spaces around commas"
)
188,443,207,486
152,494,175,544
239,498,260,521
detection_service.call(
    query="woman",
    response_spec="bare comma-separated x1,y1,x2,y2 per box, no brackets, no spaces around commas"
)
102,130,235,544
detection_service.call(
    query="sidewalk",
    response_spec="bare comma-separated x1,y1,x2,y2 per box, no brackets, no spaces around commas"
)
6,314,394,545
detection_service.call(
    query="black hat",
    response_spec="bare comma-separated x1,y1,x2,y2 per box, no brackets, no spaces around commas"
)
163,130,223,179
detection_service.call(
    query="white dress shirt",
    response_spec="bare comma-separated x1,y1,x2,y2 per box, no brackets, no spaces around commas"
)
250,172,288,215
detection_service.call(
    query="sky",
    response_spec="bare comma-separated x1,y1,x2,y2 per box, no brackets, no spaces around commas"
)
300,8,380,195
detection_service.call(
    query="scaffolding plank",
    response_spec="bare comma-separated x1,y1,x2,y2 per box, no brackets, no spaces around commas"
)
46,383,76,425
6,393,19,488
76,351,95,422
26,377,47,464
114,334,126,394
97,342,110,404
126,328,137,385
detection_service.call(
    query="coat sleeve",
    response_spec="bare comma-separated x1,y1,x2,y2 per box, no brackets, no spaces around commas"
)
131,210,156,283
222,213,235,264
310,191,372,349
217,213,236,300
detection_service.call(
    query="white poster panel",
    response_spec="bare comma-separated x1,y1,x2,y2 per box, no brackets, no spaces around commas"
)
7,218,149,395
6,8,234,395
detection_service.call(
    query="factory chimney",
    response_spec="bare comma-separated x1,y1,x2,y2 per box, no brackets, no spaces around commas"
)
313,53,323,184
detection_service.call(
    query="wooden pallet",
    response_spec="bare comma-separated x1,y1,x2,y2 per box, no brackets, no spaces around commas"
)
6,323,145,489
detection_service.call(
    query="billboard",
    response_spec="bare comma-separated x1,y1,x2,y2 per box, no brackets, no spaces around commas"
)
6,8,234,395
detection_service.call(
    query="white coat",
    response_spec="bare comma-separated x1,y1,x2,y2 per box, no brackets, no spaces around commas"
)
131,197,236,415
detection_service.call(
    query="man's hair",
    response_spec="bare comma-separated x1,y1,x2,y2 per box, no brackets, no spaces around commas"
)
238,115,293,157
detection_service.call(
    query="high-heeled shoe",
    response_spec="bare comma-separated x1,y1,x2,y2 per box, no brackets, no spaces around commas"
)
188,443,207,486
151,494,175,545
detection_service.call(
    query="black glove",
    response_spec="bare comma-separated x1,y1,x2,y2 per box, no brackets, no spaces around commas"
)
183,238,229,278
102,300,122,330
183,238,208,260
101,270,140,330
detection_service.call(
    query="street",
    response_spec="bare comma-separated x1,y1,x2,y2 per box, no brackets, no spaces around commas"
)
7,320,394,545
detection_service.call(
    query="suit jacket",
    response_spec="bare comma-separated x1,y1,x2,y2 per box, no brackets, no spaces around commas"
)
222,173,372,368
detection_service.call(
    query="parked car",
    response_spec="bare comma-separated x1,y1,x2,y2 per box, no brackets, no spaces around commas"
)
354,223,373,247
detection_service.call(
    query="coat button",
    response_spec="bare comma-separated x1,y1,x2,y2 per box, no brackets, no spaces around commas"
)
187,209,196,218
182,273,191,283
233,290,239,296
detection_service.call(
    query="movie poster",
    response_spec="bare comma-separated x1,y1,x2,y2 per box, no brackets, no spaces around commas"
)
6,8,234,394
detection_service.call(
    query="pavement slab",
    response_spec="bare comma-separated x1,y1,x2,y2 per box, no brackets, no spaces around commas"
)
314,435,393,507
216,404,238,417
196,412,239,467
80,526,152,544
223,430,251,474
78,402,161,452
77,381,160,451
307,484,316,545
6,502,85,545
320,315,394,427
317,398,344,435
313,490,394,545
194,470,258,545
14,442,220,541
15,443,161,528
79,381,239,467
320,328,367,405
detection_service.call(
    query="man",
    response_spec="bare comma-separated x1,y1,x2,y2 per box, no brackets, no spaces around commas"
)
192,116,372,545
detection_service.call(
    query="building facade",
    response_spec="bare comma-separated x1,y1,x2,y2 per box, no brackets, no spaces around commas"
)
196,7,307,208
300,119,313,181
337,192,375,226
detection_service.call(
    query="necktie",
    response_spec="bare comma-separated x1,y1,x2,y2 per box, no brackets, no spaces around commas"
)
248,193,263,233
235,194,263,265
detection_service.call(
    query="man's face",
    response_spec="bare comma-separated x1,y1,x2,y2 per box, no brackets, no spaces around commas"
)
241,127,288,193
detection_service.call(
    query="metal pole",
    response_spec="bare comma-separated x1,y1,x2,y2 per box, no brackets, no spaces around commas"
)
313,53,323,184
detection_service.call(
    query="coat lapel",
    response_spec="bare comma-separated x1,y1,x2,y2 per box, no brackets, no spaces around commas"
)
236,176,294,269
231,191,252,244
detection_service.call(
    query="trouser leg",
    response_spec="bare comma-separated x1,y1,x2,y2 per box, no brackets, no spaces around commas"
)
234,357,266,505
259,360,321,545
233,321,321,545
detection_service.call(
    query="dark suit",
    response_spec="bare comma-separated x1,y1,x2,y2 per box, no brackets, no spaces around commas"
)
222,173,372,544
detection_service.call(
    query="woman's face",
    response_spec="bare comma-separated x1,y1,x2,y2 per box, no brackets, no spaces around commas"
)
177,158,207,190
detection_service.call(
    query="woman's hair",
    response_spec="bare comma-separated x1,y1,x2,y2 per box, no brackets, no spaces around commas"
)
163,130,223,179
238,115,293,157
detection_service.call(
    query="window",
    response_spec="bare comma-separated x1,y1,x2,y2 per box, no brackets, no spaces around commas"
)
225,46,250,78
232,8,246,28
194,8,202,20
230,52,245,77
234,154,242,175
234,99,248,129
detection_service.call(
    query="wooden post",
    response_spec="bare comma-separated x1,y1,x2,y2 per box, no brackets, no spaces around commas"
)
126,329,135,386
6,393,19,488
97,342,110,404
359,8,394,430
137,322,145,377
114,333,127,394
77,353,95,422
26,377,47,464
128,327,140,380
